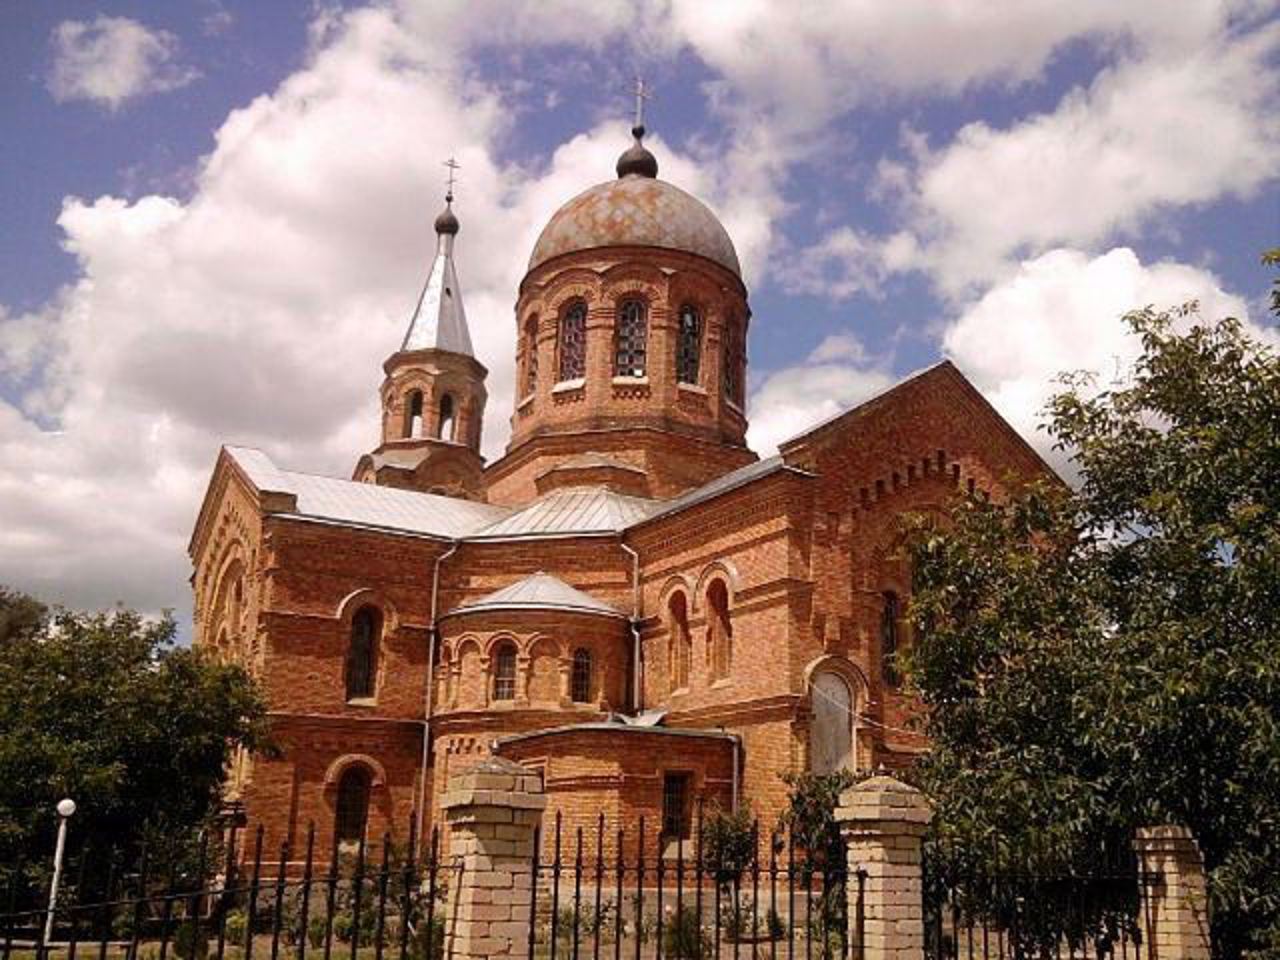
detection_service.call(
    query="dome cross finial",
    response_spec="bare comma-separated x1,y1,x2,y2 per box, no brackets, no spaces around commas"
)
617,77,658,179
630,75,650,139
443,156,460,204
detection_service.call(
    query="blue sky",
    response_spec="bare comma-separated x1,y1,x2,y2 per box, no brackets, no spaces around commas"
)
1,0,1277,623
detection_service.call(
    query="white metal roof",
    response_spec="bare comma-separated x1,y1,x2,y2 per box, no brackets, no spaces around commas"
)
226,446,510,538
402,230,473,356
444,571,626,619
470,485,660,539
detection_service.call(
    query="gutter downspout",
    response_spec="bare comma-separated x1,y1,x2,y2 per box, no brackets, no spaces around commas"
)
732,734,741,813
619,539,642,713
418,539,459,845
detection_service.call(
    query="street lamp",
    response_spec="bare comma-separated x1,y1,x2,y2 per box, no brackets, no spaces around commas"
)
44,798,76,945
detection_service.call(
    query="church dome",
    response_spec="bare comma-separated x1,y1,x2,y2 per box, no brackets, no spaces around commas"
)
527,171,742,277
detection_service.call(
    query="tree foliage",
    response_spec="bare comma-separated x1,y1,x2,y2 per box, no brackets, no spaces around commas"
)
905,257,1280,957
0,588,271,877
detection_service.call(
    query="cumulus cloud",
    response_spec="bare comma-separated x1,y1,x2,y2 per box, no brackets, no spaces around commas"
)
0,3,766,617
745,334,896,455
794,14,1280,300
942,246,1270,472
47,15,198,109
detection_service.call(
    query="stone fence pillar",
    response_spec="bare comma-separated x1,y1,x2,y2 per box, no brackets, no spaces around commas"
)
1134,826,1211,960
439,757,546,960
836,775,932,960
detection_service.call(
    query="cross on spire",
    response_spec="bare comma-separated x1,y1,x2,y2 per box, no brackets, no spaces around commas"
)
629,76,650,137
443,157,460,202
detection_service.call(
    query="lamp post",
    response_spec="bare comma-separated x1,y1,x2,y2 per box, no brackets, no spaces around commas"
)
44,798,76,945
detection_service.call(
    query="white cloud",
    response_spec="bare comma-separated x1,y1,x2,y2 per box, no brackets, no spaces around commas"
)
667,0,1248,138
0,3,772,617
745,332,896,455
796,15,1280,300
942,246,1270,473
47,15,198,110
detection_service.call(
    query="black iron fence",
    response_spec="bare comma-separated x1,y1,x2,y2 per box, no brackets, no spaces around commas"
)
923,868,1157,960
528,809,863,960
0,812,448,960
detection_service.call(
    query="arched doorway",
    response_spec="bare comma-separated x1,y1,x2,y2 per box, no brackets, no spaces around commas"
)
809,670,855,775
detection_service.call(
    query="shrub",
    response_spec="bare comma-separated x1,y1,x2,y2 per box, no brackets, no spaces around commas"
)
662,906,708,959
406,914,445,960
701,802,756,884
223,909,247,945
174,919,209,960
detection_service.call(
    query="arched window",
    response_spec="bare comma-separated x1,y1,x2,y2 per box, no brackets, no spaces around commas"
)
523,316,539,396
707,580,732,681
558,301,587,382
880,591,900,686
723,320,744,407
493,642,517,701
668,592,691,691
335,765,371,845
345,607,380,701
438,393,455,441
404,390,424,438
614,298,648,377
676,304,702,384
809,671,854,774
571,648,593,703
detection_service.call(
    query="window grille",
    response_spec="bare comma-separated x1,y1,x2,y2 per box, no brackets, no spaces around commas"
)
881,591,900,686
614,298,648,377
558,301,587,381
493,643,517,701
335,765,371,844
570,648,592,703
523,318,538,395
345,607,379,700
662,772,692,839
676,303,702,384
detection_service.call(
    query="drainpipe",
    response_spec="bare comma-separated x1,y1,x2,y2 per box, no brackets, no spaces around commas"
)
731,735,741,813
619,539,642,713
418,539,459,845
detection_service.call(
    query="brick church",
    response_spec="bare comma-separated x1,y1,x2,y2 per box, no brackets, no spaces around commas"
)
189,125,1052,862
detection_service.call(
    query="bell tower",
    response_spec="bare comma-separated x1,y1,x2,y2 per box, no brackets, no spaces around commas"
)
354,181,488,500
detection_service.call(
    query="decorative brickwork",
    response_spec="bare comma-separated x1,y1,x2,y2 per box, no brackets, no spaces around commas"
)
836,774,932,960
1134,825,1211,960
440,757,546,960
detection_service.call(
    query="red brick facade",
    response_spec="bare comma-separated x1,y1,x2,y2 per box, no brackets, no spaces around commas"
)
188,143,1055,868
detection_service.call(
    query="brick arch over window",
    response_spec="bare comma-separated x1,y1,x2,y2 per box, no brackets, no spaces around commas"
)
692,560,741,614
803,656,869,775
323,753,389,790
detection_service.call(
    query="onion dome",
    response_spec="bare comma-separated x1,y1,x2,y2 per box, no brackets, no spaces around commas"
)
527,129,741,277
433,194,460,236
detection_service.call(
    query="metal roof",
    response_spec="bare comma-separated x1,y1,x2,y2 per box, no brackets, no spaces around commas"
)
224,447,798,542
471,485,660,540
495,721,739,747
528,175,741,277
443,571,626,620
226,446,509,538
402,226,473,356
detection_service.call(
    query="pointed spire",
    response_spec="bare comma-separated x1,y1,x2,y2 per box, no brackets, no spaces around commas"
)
401,163,473,356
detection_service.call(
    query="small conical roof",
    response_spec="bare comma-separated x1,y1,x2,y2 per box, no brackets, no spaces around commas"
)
401,195,472,355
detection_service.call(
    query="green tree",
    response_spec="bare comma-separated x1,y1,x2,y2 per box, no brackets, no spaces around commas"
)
905,255,1280,957
0,588,270,884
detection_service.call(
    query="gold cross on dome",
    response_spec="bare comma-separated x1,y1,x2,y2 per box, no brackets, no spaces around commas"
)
443,157,460,198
